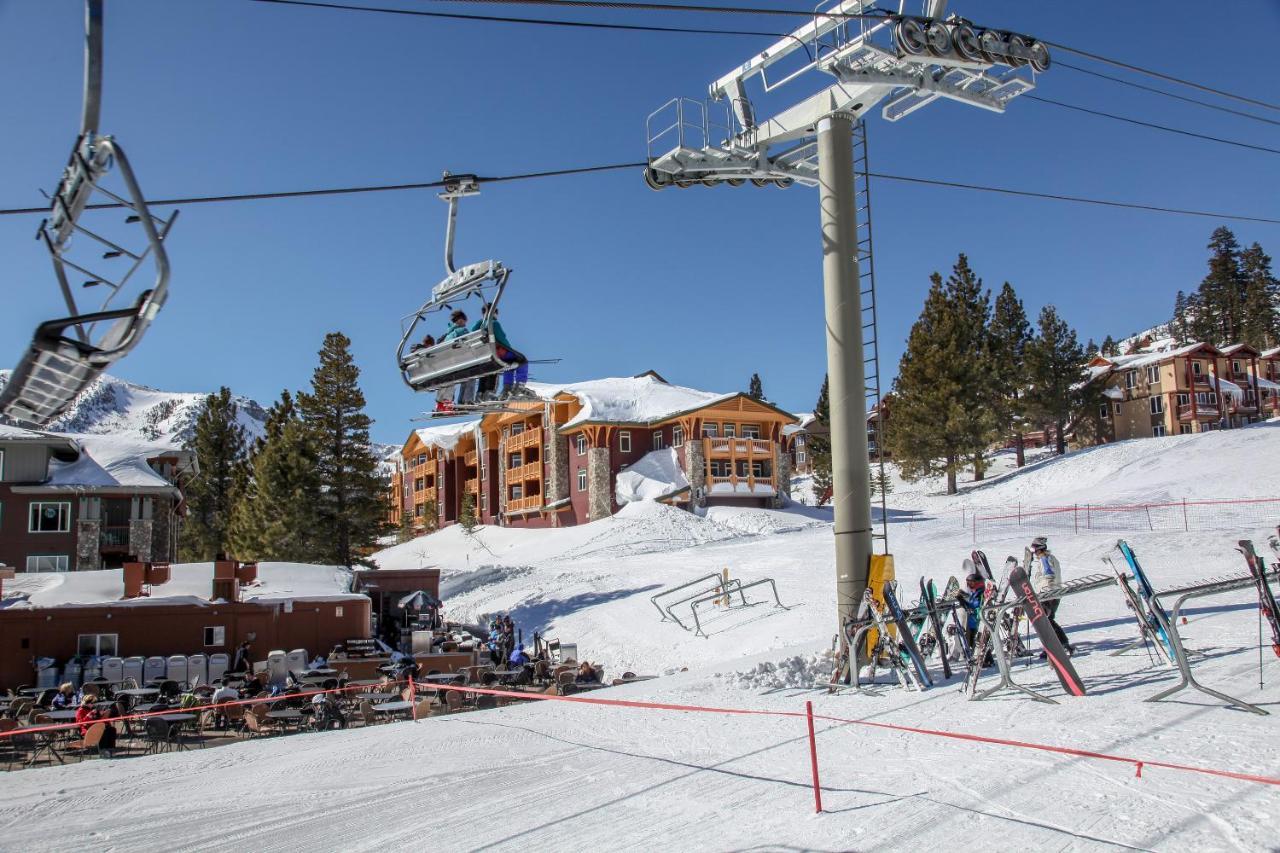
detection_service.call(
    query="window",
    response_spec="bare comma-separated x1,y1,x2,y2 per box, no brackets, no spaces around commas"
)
481,492,488,511
204,626,226,647
1197,392,1217,405
1100,405,1110,420
1125,371,1137,389
1149,396,1164,415
416,453,426,466
1179,425,1193,435
26,555,69,572
1113,402,1122,415
702,423,718,437
0,449,5,479
414,504,424,518
1192,360,1203,375
741,424,760,439
723,424,736,438
796,451,806,464
750,461,767,478
653,432,665,451
1177,393,1190,406
672,425,684,447
510,484,524,500
1233,360,1242,374
28,502,70,533
577,469,587,492
511,422,525,435
335,606,344,618
77,634,117,657
619,431,631,453
1146,365,1160,384
1152,425,1167,437
795,436,805,448
510,452,523,468
576,435,587,456
414,477,425,491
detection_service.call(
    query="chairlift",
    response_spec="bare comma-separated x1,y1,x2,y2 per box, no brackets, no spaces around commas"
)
396,173,549,413
0,0,177,427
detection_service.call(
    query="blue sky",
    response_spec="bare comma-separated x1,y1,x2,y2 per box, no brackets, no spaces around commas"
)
2,0,1278,444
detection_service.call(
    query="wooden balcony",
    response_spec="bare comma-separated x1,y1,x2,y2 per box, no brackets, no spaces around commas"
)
508,427,542,452
465,477,479,494
507,494,542,513
415,486,437,503
1228,394,1259,413
508,461,542,482
704,437,774,458
1177,403,1219,421
465,450,478,467
705,473,776,496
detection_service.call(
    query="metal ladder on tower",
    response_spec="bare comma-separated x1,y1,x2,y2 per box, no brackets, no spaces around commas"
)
852,119,889,553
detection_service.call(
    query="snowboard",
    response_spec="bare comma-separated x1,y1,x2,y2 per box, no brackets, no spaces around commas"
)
964,557,1016,697
921,577,952,679
1009,566,1086,696
941,575,970,661
884,581,933,687
1238,540,1280,659
1115,539,1176,661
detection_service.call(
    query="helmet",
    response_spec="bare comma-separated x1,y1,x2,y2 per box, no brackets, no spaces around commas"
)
1031,536,1048,550
966,572,984,585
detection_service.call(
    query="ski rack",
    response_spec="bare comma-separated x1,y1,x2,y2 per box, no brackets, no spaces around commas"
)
1142,568,1280,716
1105,557,1173,665
0,0,177,427
972,573,1111,704
689,578,789,638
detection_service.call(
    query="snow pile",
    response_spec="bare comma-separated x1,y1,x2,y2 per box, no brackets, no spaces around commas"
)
702,504,829,535
526,374,735,428
413,419,480,453
45,433,191,491
615,447,690,504
720,650,834,690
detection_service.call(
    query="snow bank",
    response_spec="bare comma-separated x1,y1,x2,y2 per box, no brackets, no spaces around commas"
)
45,432,189,490
702,504,830,535
719,649,835,690
615,447,689,503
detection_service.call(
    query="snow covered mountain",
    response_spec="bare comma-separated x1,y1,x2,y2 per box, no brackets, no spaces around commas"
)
0,369,267,445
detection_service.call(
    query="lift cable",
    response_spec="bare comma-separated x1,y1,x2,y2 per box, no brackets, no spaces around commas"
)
2,162,1277,225
1024,95,1280,157
1057,62,1280,130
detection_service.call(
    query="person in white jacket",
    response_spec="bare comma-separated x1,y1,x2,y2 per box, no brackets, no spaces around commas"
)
1028,536,1074,655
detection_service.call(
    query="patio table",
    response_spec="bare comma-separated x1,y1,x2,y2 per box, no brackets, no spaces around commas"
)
357,692,398,702
372,700,414,718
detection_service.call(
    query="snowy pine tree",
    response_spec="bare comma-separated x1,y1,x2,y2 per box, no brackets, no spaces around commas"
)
1192,227,1245,345
231,417,323,562
1240,242,1280,349
747,373,765,401
298,332,389,567
989,282,1033,467
1024,305,1084,456
808,375,832,504
180,387,248,561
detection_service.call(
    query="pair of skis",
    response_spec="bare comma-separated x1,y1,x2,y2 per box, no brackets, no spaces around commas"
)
1239,532,1280,659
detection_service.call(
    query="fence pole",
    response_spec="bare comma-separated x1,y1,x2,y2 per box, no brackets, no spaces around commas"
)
1086,503,1091,530
1017,502,1021,524
972,511,977,544
1182,499,1189,531
806,700,823,814
1145,506,1154,531
1074,504,1079,534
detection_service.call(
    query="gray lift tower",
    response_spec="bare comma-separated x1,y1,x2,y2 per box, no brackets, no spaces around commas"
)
644,1,1048,668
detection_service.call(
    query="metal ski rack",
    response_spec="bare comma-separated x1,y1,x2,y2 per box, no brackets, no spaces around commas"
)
690,578,789,637
651,572,747,629
1142,567,1280,716
1105,557,1173,665
0,0,177,427
973,573,1110,704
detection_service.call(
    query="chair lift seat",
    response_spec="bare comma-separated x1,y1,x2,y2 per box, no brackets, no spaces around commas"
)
400,328,511,394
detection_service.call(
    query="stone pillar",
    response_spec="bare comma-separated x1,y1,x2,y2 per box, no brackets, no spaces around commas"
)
497,436,507,523
129,519,154,562
773,444,792,508
587,446,612,522
545,430,569,505
151,507,174,561
684,439,706,508
76,519,102,571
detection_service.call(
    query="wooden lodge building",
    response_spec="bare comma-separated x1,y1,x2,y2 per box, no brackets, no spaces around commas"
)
0,426,195,573
389,373,799,532
1087,341,1280,441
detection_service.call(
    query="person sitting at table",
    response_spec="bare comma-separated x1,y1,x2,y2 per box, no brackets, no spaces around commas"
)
210,683,239,730
575,662,600,685
75,696,117,753
310,690,346,730
509,645,530,667
51,682,78,709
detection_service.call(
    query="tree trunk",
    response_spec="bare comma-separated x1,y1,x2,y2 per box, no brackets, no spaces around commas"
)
1055,418,1067,455
1014,432,1025,467
946,455,957,495
973,452,984,482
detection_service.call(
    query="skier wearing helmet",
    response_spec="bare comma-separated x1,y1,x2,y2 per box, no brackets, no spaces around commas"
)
1028,536,1074,655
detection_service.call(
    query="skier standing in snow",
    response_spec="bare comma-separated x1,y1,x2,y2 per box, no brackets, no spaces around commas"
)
953,572,991,666
1029,536,1074,655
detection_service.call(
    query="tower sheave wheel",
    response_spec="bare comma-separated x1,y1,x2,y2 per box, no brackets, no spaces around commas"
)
925,21,953,57
1005,34,1029,67
1027,40,1051,72
643,167,670,191
894,18,929,56
951,24,982,61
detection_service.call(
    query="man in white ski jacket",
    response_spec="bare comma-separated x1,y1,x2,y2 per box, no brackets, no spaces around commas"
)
1027,536,1074,655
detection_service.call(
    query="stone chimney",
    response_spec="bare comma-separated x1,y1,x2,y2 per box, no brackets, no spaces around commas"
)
236,561,258,585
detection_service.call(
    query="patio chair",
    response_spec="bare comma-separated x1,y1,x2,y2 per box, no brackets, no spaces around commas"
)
443,690,464,713
158,680,181,700
475,695,497,710
34,689,56,708
359,700,378,727
66,722,106,760
0,718,22,769
622,671,637,680
143,718,172,754
413,698,433,719
556,671,576,690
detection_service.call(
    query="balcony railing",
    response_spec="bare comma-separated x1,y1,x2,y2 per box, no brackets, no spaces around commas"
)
705,473,775,495
465,477,479,494
465,450,478,467
508,460,541,482
508,427,542,452
507,494,542,512
1192,374,1212,386
415,487,437,503
1177,403,1219,420
705,437,773,457
101,526,130,547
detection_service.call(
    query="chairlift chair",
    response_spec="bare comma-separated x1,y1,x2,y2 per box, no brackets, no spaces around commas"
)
0,0,177,427
396,174,547,413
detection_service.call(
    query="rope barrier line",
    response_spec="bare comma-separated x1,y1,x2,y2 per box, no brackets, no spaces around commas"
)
0,678,408,739
975,496,1280,523
407,680,1280,788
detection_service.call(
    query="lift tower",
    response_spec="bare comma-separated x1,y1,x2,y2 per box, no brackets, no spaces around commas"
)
644,1,1048,662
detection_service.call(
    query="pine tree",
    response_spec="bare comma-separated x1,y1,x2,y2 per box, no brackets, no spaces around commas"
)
298,332,389,567
1024,306,1084,456
1170,290,1189,343
1084,339,1098,358
1100,335,1118,357
397,510,415,544
1195,227,1245,345
459,494,478,534
989,282,1033,467
808,375,832,504
747,373,765,401
232,418,323,561
886,255,995,495
181,387,248,561
1240,242,1280,349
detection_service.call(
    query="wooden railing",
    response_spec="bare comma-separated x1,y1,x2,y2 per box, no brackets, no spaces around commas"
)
508,461,541,482
414,486,437,503
465,450,478,467
704,437,773,457
507,494,542,512
465,477,479,494
1177,403,1219,420
706,473,775,492
508,427,542,452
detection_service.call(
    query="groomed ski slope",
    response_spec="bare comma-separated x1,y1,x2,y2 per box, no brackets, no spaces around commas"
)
3,423,1278,851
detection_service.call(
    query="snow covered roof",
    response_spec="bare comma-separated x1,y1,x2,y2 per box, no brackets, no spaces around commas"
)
0,562,357,610
782,413,816,437
615,448,690,504
412,420,480,454
30,433,193,494
1102,386,1125,400
0,424,80,456
1261,347,1280,360
1098,342,1216,371
528,375,795,430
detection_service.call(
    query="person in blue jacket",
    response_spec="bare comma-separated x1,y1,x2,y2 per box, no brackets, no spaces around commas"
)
474,303,528,398
509,646,530,667
434,310,476,411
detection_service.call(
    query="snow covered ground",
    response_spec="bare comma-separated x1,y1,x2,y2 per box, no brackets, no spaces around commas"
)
3,423,1278,851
